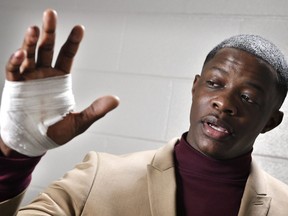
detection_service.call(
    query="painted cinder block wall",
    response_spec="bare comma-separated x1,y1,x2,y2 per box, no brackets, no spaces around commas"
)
0,0,287,205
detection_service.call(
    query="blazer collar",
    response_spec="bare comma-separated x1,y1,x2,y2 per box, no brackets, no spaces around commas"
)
238,160,271,216
147,138,178,216
147,139,272,216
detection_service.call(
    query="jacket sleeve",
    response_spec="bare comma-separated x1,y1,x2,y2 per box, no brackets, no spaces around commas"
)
17,151,99,216
0,190,26,216
0,151,42,216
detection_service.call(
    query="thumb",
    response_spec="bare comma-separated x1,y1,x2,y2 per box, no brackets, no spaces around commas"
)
47,95,120,145
77,95,120,132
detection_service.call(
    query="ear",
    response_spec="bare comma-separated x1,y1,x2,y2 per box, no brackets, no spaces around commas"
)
261,110,283,133
192,75,201,96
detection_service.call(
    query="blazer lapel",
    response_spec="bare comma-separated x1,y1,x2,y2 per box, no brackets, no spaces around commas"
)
147,138,178,216
238,161,271,216
146,140,273,216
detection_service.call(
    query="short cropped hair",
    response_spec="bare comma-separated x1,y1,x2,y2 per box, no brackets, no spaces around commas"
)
204,34,288,100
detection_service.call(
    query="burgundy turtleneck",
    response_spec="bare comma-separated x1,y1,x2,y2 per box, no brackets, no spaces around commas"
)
0,151,42,202
174,133,251,216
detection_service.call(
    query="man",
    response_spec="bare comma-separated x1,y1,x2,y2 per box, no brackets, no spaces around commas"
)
0,9,288,216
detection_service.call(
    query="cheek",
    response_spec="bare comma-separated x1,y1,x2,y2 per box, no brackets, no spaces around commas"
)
193,89,213,108
190,94,210,119
236,114,266,139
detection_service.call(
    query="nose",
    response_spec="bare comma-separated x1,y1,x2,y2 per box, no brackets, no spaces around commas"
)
212,93,238,116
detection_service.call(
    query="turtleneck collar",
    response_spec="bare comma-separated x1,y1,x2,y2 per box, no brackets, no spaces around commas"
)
175,132,252,181
174,133,252,216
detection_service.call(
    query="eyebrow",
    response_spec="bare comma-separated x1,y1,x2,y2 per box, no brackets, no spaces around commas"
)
245,81,265,94
211,66,266,94
211,66,228,74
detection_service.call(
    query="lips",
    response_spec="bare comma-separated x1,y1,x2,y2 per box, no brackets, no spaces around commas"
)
201,115,234,140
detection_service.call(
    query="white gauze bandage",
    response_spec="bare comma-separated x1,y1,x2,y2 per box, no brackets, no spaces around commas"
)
0,75,75,157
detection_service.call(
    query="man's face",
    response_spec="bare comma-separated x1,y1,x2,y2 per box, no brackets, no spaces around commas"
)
187,48,283,160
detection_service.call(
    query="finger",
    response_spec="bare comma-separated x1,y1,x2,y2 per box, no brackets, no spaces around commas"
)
36,9,57,67
5,50,26,81
54,25,85,73
20,26,40,73
47,95,120,144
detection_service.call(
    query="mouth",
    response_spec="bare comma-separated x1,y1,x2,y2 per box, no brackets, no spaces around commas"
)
201,115,234,140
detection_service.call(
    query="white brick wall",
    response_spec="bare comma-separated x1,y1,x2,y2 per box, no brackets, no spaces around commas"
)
0,0,287,206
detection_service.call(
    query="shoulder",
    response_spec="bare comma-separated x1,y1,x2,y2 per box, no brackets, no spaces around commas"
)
262,169,288,197
242,161,288,215
263,170,288,215
84,138,178,189
254,164,288,213
80,141,177,212
83,137,178,173
84,148,157,170
249,161,288,195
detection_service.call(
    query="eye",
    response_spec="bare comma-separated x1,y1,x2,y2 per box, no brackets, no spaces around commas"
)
206,80,221,88
241,94,254,104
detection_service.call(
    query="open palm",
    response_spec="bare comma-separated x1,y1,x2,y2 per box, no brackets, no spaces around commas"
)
1,9,119,156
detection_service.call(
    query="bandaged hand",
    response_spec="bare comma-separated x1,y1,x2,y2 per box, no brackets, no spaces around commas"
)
0,9,119,157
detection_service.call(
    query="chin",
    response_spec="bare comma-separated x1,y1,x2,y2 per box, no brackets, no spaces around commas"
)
198,144,230,160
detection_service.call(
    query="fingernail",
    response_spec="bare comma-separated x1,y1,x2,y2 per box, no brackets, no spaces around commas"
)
27,27,39,43
13,50,25,61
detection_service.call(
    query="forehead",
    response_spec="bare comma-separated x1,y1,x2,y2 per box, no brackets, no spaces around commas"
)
203,48,278,82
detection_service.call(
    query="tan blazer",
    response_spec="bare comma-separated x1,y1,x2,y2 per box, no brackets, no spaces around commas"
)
1,138,288,216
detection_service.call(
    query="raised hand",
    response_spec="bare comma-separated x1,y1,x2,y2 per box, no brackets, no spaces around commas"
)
0,9,119,157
